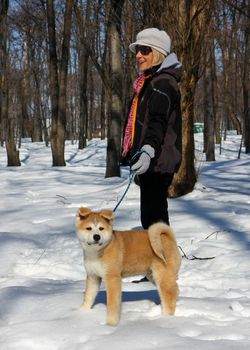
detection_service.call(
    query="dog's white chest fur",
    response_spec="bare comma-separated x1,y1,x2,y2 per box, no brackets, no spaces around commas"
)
84,253,106,278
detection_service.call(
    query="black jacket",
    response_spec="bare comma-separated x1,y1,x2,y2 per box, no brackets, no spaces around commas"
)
123,53,182,174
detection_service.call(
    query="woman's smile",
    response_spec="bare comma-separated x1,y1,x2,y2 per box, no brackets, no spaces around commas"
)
136,51,153,72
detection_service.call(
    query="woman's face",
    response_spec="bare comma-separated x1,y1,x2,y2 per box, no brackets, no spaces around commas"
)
135,45,153,72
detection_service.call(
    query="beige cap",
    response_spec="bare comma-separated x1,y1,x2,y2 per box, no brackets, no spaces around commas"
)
129,28,171,56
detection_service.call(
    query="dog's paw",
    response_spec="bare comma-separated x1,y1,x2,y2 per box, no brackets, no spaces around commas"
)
162,304,176,316
106,315,119,326
80,303,92,311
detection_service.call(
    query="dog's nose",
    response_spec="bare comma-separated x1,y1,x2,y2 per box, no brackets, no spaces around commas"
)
93,234,101,242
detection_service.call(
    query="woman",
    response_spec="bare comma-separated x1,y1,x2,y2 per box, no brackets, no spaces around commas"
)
122,27,182,230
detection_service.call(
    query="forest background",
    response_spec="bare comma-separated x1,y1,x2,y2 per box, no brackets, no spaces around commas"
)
0,0,249,197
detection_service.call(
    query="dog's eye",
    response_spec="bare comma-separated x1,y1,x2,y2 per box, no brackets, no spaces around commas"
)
86,227,92,231
99,227,104,231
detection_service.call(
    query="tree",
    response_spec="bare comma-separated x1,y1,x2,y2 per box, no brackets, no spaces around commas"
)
218,0,250,152
167,0,215,197
242,0,250,153
0,0,21,166
73,0,111,147
9,1,51,145
46,0,73,166
0,0,8,145
73,0,90,149
105,0,124,177
203,41,215,161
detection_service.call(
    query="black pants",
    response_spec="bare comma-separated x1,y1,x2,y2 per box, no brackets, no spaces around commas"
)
139,172,173,229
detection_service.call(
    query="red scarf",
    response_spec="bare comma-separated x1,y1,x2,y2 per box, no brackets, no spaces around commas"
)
122,74,149,157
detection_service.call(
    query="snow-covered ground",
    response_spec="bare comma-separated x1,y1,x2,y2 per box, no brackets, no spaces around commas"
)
0,133,249,350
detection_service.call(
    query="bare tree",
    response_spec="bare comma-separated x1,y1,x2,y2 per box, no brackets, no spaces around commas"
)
1,0,21,165
105,0,124,177
0,0,8,145
73,0,90,149
73,0,111,147
16,1,49,144
46,0,73,166
243,0,250,153
217,0,249,151
203,42,215,161
166,0,215,197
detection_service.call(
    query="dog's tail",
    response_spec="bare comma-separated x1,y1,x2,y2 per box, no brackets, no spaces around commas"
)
148,222,178,264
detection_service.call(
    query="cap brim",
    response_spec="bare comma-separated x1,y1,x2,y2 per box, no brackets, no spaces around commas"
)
129,41,152,53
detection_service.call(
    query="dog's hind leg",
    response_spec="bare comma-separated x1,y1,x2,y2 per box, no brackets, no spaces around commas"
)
153,265,179,315
81,275,101,310
105,275,121,326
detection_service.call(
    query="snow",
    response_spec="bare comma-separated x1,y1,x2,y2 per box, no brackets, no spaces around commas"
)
0,133,250,350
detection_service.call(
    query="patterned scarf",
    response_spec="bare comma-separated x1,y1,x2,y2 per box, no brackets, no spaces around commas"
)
122,74,149,157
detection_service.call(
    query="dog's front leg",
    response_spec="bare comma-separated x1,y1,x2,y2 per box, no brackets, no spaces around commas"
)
105,274,121,326
81,274,101,310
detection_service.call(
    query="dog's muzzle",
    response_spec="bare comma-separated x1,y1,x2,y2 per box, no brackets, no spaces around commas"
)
86,234,103,246
93,234,101,242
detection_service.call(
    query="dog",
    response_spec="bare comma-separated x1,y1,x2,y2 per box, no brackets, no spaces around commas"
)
76,207,181,326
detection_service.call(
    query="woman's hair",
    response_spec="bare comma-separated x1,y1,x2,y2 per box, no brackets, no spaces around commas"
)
152,48,166,66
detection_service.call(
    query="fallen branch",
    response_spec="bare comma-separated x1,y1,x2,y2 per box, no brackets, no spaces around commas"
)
178,246,216,261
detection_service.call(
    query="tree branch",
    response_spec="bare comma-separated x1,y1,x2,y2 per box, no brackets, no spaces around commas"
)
222,0,250,18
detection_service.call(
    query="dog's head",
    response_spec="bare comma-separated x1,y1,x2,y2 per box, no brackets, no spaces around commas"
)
76,207,114,250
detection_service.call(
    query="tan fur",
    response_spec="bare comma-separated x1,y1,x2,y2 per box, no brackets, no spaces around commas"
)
76,207,181,326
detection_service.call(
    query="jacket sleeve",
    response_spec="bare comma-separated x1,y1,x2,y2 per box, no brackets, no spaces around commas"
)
142,77,178,152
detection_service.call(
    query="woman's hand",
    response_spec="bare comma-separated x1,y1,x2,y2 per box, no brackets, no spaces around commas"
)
131,145,155,175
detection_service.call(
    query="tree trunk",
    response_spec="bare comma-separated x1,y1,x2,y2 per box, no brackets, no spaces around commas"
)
100,86,106,140
21,39,32,139
168,77,196,197
213,42,221,145
32,74,43,142
243,0,250,153
0,0,9,145
168,0,214,197
88,66,93,140
78,49,89,149
46,0,60,163
58,0,72,159
73,0,89,149
1,0,21,166
47,0,72,166
204,44,215,161
105,0,124,178
6,138,21,166
28,41,43,142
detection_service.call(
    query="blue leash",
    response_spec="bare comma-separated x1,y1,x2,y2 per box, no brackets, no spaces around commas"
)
113,150,144,212
113,171,136,212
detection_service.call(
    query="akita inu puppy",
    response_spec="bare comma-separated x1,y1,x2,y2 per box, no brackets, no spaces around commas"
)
76,207,181,326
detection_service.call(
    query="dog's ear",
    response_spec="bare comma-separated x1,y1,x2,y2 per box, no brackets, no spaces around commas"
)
99,209,114,221
77,207,91,219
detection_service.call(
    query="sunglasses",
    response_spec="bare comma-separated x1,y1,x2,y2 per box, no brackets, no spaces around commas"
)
135,45,152,55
